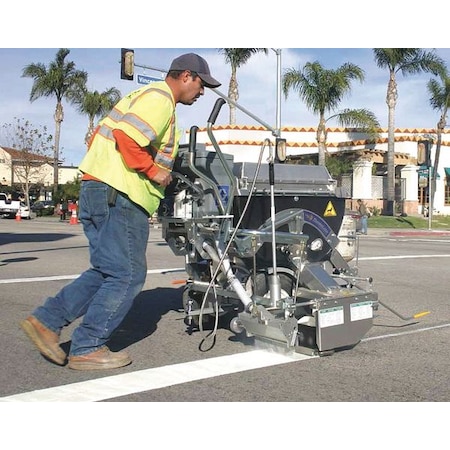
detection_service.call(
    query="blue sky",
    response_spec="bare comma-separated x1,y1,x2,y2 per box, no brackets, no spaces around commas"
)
1,47,449,167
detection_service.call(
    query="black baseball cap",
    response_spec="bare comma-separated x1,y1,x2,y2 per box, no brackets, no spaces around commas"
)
169,53,221,88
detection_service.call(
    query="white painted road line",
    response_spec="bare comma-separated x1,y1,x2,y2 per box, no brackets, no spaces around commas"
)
3,254,450,285
3,323,448,402
0,268,186,284
0,350,312,402
362,323,450,341
359,254,450,261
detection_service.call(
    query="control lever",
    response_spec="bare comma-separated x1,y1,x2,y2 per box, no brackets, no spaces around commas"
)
171,171,204,202
206,98,235,215
186,123,226,214
189,126,198,154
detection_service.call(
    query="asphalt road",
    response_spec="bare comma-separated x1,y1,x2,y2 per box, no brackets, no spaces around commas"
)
0,217,448,444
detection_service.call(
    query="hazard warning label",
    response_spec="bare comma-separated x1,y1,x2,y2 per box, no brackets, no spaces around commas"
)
323,201,337,217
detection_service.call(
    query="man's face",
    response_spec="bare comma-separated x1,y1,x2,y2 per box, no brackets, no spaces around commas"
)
178,71,205,105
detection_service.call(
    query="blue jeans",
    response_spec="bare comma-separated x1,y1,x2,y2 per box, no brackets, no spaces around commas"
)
32,181,150,356
361,215,368,234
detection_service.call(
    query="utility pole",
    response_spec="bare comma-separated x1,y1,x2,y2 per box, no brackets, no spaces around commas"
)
418,138,433,230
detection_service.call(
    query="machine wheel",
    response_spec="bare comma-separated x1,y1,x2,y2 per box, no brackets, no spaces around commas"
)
229,316,245,334
251,270,296,298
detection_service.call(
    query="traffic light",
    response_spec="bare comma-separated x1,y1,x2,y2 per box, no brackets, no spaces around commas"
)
120,48,134,80
417,140,432,167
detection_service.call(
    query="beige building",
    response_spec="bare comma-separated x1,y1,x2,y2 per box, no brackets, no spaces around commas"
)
2,124,450,216
0,146,81,200
191,125,450,216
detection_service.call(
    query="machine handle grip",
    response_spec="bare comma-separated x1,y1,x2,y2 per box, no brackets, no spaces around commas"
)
189,126,198,154
208,98,226,125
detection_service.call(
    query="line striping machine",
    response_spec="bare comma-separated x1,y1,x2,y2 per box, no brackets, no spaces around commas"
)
160,98,383,356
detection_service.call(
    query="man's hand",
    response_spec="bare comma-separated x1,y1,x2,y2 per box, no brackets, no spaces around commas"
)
151,167,173,187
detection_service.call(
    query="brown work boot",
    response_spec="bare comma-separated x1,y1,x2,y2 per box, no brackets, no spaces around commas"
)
20,316,66,365
68,347,132,370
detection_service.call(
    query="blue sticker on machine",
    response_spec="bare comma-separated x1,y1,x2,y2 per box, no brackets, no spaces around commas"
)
218,185,229,204
303,210,332,236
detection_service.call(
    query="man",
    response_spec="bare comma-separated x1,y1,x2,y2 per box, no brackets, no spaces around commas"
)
21,53,221,370
59,199,68,221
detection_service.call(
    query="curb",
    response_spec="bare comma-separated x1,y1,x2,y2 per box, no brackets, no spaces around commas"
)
388,230,450,237
364,228,450,237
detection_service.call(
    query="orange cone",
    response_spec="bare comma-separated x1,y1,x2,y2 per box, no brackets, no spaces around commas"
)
69,207,78,225
15,209,21,222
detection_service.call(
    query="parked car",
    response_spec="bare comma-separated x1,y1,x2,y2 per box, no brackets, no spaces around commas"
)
19,202,31,219
30,200,55,216
0,192,20,218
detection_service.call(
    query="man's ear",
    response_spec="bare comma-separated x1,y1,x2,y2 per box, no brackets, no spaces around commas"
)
181,70,191,83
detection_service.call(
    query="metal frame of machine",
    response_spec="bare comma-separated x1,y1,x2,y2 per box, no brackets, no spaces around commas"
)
160,98,379,356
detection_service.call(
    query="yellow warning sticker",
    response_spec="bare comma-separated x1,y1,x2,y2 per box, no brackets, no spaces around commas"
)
324,201,337,217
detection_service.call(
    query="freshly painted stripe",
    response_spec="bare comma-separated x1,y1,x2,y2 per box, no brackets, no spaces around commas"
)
0,350,312,402
3,323,448,402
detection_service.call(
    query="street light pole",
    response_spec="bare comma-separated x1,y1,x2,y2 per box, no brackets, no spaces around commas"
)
428,166,433,230
272,48,282,137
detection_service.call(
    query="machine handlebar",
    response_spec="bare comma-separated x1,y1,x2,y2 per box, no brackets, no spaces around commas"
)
189,126,198,154
208,98,226,125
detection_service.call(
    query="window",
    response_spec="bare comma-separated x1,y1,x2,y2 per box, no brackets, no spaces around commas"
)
418,186,429,206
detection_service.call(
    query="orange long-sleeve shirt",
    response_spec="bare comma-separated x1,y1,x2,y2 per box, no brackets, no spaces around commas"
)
82,129,159,182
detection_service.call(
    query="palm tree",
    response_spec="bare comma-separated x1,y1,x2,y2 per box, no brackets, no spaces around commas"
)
22,48,87,197
70,87,121,145
427,67,450,214
219,48,268,124
373,48,445,215
282,61,380,166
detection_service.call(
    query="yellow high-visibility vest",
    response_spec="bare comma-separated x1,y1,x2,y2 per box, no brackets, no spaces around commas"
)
79,81,180,215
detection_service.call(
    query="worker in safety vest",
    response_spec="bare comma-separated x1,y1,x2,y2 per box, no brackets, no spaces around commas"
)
21,53,221,370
